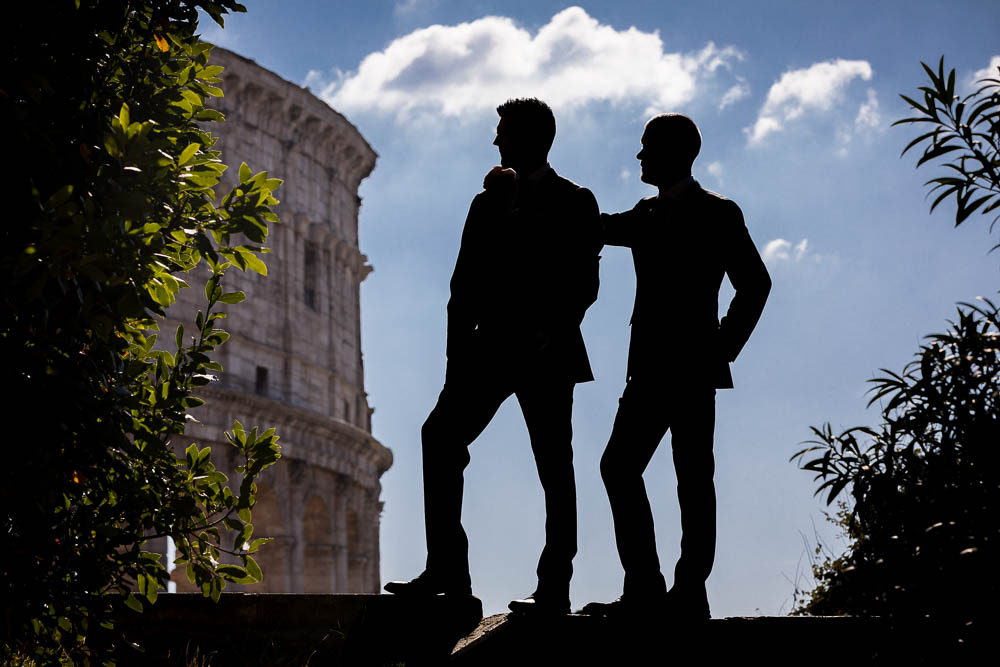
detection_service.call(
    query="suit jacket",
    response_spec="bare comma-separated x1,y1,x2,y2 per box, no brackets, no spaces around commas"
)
603,178,771,388
446,168,602,384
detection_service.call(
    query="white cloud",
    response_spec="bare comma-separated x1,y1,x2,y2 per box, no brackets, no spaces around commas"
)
395,0,426,14
395,0,441,16
719,79,749,110
620,168,632,183
762,238,819,264
303,67,340,94
745,59,873,145
309,6,744,122
970,55,1000,89
855,88,881,130
706,161,723,183
831,88,883,157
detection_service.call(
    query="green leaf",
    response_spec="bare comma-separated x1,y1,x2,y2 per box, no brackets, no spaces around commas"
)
915,144,962,167
200,65,225,79
124,593,143,613
239,248,268,276
218,291,246,304
45,184,75,210
245,555,263,583
185,443,200,468
195,108,226,122
239,161,252,182
248,537,273,553
928,185,958,214
137,573,158,604
233,419,246,442
956,194,995,224
216,564,248,579
899,94,930,116
178,142,201,166
899,129,939,157
179,89,202,107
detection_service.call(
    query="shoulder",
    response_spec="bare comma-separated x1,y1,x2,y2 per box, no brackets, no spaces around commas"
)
551,173,598,209
551,173,590,195
694,186,737,206
469,189,496,215
634,195,657,211
692,186,743,219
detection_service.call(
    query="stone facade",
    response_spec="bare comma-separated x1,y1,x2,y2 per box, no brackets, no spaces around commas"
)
162,47,392,594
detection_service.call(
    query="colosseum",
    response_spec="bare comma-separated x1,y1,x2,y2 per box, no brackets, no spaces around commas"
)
162,47,392,595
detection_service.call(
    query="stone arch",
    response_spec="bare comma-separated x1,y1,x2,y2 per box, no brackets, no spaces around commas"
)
253,483,292,593
346,505,365,593
302,495,335,593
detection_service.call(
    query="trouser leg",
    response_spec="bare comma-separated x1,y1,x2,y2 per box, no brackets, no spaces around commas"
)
600,379,670,598
421,374,511,583
516,379,577,594
670,388,717,588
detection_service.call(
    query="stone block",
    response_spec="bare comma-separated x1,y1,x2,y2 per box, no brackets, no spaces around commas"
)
114,593,483,666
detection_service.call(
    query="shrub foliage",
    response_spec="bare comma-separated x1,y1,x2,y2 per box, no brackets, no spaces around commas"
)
1,1,282,661
793,298,999,620
792,59,1000,632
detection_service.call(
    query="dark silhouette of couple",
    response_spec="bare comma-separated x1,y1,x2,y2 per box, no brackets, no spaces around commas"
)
384,98,771,620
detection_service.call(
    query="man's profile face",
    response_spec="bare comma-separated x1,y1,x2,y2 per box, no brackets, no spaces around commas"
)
493,116,514,168
493,116,530,169
636,126,670,186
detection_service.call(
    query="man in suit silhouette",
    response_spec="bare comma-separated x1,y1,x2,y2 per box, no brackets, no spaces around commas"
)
384,98,602,615
584,113,771,619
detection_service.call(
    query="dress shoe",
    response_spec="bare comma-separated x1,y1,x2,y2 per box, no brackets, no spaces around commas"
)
580,596,626,617
508,592,571,615
580,593,667,618
383,571,472,596
665,585,710,620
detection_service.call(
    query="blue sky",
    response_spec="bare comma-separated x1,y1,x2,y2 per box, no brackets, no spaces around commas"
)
202,1,1000,616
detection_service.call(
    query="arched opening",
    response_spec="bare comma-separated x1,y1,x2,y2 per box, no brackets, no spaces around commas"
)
252,483,291,593
346,507,366,593
303,495,335,593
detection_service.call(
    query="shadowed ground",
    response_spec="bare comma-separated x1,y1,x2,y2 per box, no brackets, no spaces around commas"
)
113,594,962,665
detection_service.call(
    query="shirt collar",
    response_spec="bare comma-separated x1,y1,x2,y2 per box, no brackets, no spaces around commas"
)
661,175,697,200
522,162,553,182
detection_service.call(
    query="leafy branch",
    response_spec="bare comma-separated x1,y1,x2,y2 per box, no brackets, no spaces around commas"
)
894,57,1000,239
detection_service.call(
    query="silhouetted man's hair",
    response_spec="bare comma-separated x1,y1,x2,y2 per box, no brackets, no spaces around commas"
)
646,113,702,166
497,97,557,155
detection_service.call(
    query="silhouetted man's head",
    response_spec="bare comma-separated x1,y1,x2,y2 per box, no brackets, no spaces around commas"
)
494,98,556,173
637,113,701,188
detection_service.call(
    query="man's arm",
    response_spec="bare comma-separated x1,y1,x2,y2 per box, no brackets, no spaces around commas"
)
601,199,648,248
569,187,602,325
718,200,771,362
445,197,483,362
538,187,602,343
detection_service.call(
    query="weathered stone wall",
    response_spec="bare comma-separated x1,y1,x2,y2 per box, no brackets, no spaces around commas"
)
159,47,391,594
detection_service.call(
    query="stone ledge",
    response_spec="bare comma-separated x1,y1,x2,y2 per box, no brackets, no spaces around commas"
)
112,594,972,665
453,612,968,666
114,593,481,666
